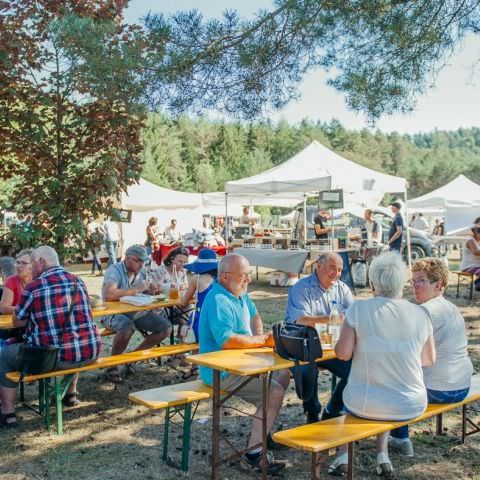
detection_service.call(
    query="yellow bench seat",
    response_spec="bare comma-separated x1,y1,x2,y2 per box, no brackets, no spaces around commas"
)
129,380,212,409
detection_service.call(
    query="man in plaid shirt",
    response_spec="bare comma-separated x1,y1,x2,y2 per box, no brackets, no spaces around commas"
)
0,246,101,428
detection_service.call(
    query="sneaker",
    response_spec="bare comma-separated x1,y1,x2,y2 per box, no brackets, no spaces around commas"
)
328,453,348,477
388,437,414,457
376,452,394,478
240,451,289,476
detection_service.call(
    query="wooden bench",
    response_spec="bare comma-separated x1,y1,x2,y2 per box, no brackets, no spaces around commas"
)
6,343,198,434
129,380,213,471
273,374,480,479
453,271,475,300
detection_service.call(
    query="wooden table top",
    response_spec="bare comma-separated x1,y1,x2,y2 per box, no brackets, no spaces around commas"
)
0,298,184,330
187,347,336,376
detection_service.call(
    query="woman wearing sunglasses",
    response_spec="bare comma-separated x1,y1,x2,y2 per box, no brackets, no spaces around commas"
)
0,249,33,346
390,257,473,457
460,222,480,292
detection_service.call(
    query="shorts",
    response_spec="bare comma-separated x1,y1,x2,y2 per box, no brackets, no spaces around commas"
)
0,343,99,388
219,372,282,407
102,311,171,334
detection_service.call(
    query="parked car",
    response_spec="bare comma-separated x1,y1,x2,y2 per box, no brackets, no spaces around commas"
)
301,206,436,260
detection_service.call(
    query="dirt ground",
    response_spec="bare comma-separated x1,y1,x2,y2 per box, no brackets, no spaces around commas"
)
1,262,479,480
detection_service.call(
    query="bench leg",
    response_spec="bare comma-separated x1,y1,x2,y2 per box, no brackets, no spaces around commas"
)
181,403,192,471
469,276,474,300
347,442,354,480
456,276,460,298
20,381,25,403
163,406,170,463
462,404,467,444
311,452,321,480
54,377,64,435
436,413,443,435
44,378,52,431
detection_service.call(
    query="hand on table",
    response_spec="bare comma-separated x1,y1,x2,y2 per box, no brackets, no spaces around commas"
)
264,331,275,348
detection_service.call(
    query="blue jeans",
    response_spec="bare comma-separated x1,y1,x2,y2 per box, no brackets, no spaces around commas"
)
105,240,118,266
301,358,352,419
91,248,102,274
391,387,470,439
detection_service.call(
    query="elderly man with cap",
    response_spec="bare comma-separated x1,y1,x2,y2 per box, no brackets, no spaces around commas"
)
388,202,404,252
101,245,172,383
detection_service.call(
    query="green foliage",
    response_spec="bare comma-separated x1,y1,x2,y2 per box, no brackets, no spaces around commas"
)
142,1,480,122
140,115,480,199
0,2,145,260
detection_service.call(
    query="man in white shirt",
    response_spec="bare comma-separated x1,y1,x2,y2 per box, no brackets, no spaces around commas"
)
101,217,121,266
164,219,181,244
412,213,429,231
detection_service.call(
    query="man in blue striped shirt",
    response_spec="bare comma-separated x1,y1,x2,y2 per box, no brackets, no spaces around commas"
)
285,252,354,424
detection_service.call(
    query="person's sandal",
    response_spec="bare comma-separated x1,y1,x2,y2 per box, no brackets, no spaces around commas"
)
328,453,349,477
0,412,18,429
105,367,123,384
62,392,80,407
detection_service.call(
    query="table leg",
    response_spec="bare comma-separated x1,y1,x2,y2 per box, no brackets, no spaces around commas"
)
212,369,220,480
261,373,268,480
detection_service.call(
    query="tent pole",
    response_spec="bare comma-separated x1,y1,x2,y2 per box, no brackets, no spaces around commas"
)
303,194,307,243
225,193,229,241
404,189,412,272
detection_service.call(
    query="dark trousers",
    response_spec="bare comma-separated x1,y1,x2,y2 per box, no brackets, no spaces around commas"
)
302,358,351,419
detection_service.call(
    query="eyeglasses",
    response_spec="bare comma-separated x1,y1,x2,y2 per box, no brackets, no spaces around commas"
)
410,278,433,287
473,227,480,234
223,271,253,278
16,260,31,266
129,256,145,264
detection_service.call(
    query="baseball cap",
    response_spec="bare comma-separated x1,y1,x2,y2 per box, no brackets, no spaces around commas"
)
125,244,149,262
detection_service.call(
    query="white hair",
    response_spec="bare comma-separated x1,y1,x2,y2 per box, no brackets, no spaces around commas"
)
368,251,407,298
33,246,60,268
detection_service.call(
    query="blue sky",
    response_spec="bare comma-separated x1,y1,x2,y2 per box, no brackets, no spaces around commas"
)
125,1,480,134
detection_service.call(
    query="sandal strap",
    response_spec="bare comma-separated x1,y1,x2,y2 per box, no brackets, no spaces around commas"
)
1,412,16,420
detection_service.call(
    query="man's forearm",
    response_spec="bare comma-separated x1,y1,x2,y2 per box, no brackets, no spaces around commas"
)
388,231,402,244
295,315,329,326
222,334,269,349
104,287,142,301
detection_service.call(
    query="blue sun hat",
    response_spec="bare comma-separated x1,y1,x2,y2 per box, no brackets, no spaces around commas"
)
184,248,218,274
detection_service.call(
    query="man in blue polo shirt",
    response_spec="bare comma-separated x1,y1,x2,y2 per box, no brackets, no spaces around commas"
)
388,202,404,252
285,252,354,424
199,253,290,475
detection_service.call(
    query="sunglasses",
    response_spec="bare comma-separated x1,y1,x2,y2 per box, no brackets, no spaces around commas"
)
473,227,480,234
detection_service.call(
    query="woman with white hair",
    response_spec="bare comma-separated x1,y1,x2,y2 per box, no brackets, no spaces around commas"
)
329,252,435,478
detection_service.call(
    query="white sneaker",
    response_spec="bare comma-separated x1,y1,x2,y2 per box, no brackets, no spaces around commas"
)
388,437,414,457
376,452,394,478
328,453,349,476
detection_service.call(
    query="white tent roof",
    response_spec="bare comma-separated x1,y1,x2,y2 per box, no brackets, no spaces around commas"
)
122,178,203,211
225,140,406,198
407,175,480,209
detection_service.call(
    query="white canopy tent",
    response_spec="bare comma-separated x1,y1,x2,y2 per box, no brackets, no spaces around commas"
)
225,140,406,198
224,140,407,244
407,175,480,234
120,178,204,251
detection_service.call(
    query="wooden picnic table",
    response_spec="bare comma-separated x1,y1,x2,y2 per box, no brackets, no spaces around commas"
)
187,347,336,480
0,298,185,330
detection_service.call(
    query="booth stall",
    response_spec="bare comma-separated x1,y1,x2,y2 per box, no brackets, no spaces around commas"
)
224,140,407,272
407,175,480,234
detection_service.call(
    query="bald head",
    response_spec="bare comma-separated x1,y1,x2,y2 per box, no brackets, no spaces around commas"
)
218,254,252,297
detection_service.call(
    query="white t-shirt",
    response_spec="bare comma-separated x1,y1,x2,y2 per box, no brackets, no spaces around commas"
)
102,220,120,242
460,238,480,270
343,297,432,421
422,296,473,391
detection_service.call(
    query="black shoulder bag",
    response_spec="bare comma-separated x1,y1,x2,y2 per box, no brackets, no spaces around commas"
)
16,280,78,377
272,322,322,402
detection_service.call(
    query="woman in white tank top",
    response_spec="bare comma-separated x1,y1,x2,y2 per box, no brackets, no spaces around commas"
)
460,225,480,291
328,252,435,478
